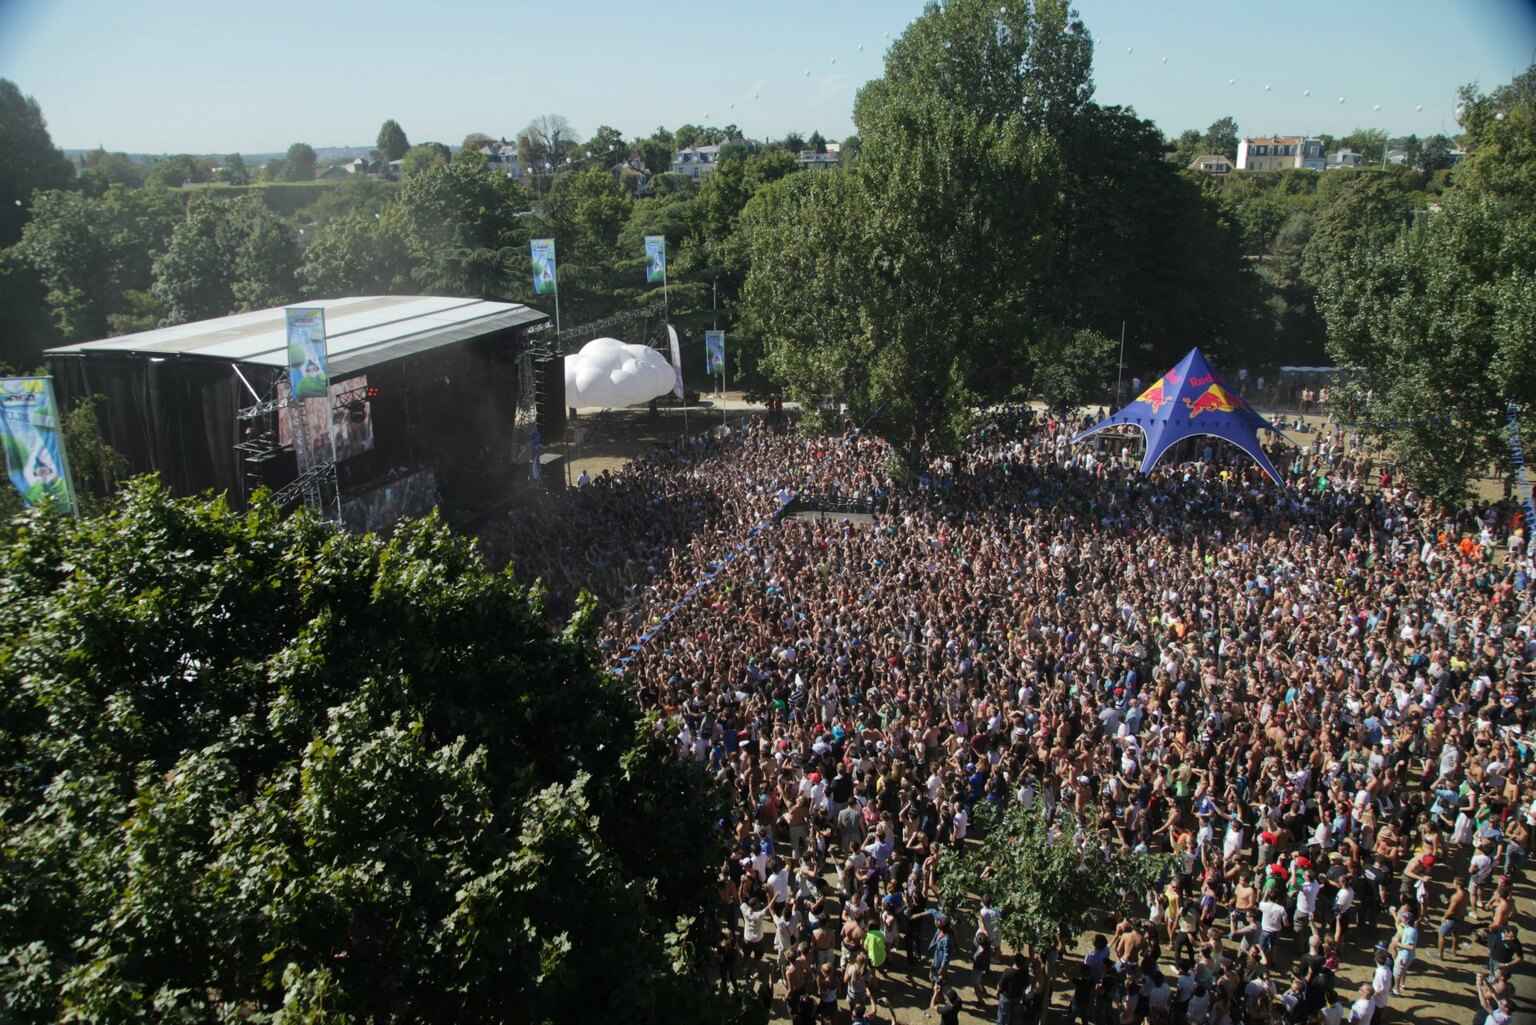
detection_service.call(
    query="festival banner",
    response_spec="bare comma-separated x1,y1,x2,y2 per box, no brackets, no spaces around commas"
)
285,307,330,400
0,377,76,513
667,324,685,399
531,238,558,295
705,330,726,376
645,235,667,284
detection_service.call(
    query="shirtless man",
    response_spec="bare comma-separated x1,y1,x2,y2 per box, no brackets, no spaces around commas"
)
1113,918,1146,972
1437,877,1471,958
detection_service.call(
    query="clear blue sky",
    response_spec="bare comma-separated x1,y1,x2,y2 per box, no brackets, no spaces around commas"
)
1,0,1532,155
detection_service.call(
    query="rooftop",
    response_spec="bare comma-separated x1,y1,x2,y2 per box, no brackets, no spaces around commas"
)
46,296,547,377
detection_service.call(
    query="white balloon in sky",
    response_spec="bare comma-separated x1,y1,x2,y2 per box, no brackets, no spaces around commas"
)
857,43,864,52
1303,89,1311,97
803,69,810,77
1127,47,1133,54
1416,104,1423,112
1265,84,1271,91
1372,104,1381,112
1338,96,1345,104
831,56,837,64
1161,56,1168,64
1228,78,1236,86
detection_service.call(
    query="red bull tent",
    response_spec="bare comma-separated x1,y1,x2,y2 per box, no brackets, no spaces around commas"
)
1071,347,1284,485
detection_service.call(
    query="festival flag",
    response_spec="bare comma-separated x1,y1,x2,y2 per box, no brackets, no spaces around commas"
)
645,235,667,284
530,238,558,295
705,330,725,376
0,377,76,513
285,307,330,401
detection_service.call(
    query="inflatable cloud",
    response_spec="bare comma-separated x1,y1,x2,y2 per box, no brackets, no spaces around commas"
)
563,337,677,410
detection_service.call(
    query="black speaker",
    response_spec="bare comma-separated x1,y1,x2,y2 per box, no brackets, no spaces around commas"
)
536,355,566,444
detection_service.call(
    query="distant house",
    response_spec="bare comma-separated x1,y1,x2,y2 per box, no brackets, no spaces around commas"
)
1386,148,1410,167
672,144,725,180
1326,149,1365,170
797,149,840,171
1187,153,1233,175
1237,136,1326,172
611,154,651,195
478,141,524,180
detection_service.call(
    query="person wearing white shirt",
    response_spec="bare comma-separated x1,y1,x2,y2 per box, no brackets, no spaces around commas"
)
1370,949,1393,1015
1259,898,1288,964
1349,983,1376,1024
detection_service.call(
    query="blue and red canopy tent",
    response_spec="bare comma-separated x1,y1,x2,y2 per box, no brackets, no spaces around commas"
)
1071,347,1284,485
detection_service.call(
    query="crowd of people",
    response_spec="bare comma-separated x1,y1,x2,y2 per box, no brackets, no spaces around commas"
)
498,405,1535,1025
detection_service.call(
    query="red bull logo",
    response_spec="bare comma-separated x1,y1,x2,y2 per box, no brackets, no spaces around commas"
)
1133,371,1179,414
1183,383,1241,418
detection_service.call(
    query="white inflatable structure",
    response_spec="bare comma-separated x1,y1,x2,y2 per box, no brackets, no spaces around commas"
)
563,336,677,410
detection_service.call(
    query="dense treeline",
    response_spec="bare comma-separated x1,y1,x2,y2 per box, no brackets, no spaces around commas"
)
0,483,740,1024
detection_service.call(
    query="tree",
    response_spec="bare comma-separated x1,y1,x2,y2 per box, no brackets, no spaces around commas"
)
219,153,250,185
1167,128,1204,166
1420,133,1455,173
396,158,530,296
1315,190,1536,502
1454,64,1536,203
0,483,738,1025
299,207,417,298
282,143,317,181
1204,116,1239,161
1301,171,1417,328
807,130,828,154
937,803,1170,955
13,184,181,341
0,78,76,245
1030,328,1116,412
1340,127,1388,164
77,149,146,195
781,131,805,154
585,125,629,169
151,195,298,324
841,134,862,160
376,119,411,161
741,0,1095,464
637,136,674,177
519,114,580,171
145,154,209,188
460,132,495,154
399,142,451,178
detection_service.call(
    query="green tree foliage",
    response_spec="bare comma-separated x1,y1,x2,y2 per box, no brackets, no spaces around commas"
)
780,131,805,154
1340,127,1388,164
145,154,210,188
1420,133,1456,173
400,142,451,178
77,149,146,195
396,158,531,297
637,135,675,177
1300,171,1417,330
150,195,299,324
1204,115,1239,160
1315,189,1536,502
1454,64,1536,202
0,79,76,245
460,132,495,154
1030,328,1116,413
0,483,736,1025
0,250,58,369
13,185,181,340
1167,128,1204,166
938,803,1170,954
806,130,827,154
585,125,629,169
819,0,1088,458
298,208,416,297
219,153,250,185
283,143,318,182
376,118,411,161
1051,104,1257,371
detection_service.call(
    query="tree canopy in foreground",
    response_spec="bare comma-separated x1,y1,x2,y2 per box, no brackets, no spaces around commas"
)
0,482,735,1024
